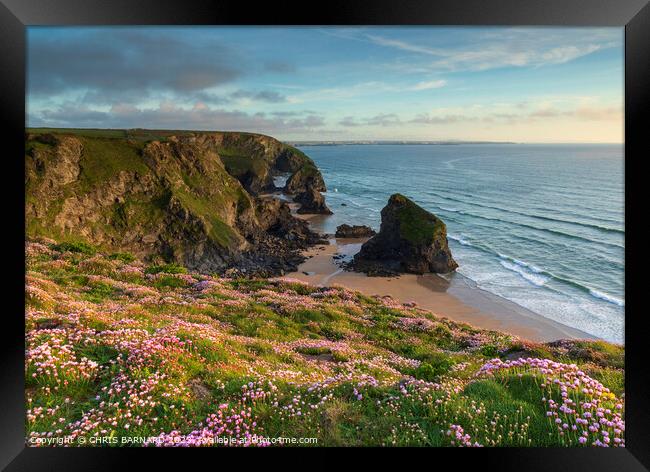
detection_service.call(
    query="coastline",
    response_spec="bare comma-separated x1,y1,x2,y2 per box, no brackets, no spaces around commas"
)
284,210,597,343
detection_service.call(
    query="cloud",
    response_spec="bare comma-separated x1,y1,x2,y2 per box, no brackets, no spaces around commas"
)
409,113,476,124
410,104,622,125
339,116,359,127
365,29,618,72
29,101,326,134
339,113,402,127
264,61,296,73
540,45,601,65
336,100,621,128
366,35,446,56
409,79,447,91
27,29,243,101
230,90,287,103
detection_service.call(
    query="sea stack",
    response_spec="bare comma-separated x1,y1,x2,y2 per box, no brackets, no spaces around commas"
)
284,163,332,214
353,193,458,275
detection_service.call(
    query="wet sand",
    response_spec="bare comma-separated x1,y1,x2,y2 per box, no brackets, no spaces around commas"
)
283,235,596,343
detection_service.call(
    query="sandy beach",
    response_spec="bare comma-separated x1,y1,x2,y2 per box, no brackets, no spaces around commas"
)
283,210,596,342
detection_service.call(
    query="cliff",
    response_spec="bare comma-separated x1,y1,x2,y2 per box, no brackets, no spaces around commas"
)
25,130,328,275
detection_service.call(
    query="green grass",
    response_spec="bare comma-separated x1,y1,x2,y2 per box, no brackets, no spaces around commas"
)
145,263,187,275
220,154,268,177
172,187,238,248
25,242,625,448
77,137,149,191
107,252,136,263
50,241,97,255
390,193,446,244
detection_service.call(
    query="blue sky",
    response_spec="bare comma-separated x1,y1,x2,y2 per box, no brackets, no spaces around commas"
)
27,27,623,142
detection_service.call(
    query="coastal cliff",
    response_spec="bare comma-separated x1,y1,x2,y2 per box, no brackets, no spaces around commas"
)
25,130,328,276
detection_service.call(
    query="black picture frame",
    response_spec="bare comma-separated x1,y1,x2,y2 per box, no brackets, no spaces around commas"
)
2,0,648,469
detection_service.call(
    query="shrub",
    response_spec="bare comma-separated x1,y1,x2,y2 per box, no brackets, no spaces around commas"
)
145,263,187,275
153,275,187,289
480,345,500,357
108,252,136,263
51,241,96,255
414,352,454,380
84,281,117,303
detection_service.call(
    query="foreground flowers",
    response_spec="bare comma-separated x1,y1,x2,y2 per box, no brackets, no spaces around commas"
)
477,357,624,447
25,240,625,447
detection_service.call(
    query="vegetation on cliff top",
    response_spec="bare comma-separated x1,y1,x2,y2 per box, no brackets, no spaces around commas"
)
26,133,245,252
25,130,325,274
26,240,624,447
389,193,446,245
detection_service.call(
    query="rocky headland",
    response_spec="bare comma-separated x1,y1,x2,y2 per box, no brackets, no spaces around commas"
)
25,130,329,276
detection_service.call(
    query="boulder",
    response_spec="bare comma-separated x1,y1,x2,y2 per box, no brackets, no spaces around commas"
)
295,187,332,214
353,193,458,275
284,164,326,194
335,224,376,238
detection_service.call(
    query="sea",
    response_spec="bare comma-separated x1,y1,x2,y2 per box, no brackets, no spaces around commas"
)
296,144,625,343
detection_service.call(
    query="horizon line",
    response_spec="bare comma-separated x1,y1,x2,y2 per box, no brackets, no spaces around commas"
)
25,127,623,145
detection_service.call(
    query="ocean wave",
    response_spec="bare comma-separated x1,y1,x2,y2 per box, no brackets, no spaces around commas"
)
496,254,624,307
588,289,625,307
499,260,550,286
428,185,623,226
498,254,545,274
438,206,460,213
425,190,624,235
448,233,472,246
449,210,623,250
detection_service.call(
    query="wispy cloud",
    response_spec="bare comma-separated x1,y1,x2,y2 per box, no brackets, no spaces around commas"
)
288,79,446,103
30,101,327,134
410,103,622,125
337,99,621,129
364,29,618,72
340,113,402,127
409,79,447,91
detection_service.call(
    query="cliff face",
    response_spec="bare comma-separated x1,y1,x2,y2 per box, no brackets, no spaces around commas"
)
25,131,326,275
283,156,331,214
353,193,458,275
212,132,316,195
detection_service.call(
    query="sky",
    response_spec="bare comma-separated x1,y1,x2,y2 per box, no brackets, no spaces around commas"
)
26,27,624,143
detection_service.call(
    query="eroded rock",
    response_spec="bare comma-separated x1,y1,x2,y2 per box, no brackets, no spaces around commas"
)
352,193,458,275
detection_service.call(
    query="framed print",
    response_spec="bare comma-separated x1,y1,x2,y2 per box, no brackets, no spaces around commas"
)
1,0,648,469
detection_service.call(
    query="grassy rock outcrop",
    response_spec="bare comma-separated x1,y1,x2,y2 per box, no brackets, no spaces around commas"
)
25,130,327,275
353,194,458,275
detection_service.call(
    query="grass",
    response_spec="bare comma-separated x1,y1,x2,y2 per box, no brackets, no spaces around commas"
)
50,241,97,255
25,131,258,252
25,240,625,448
220,154,268,178
172,187,238,248
144,263,187,275
390,193,446,245
76,137,149,192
